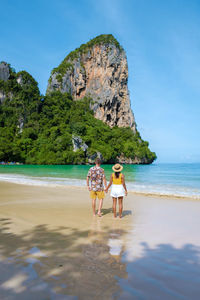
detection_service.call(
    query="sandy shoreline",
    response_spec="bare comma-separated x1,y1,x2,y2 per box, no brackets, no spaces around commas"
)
1,176,200,200
0,181,200,299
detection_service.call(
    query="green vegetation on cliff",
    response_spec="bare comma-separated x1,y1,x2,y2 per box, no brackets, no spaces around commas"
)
66,34,123,61
51,34,123,78
0,64,156,164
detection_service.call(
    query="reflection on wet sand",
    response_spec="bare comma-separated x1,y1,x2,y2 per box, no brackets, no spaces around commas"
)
1,183,200,299
119,242,200,300
0,218,128,299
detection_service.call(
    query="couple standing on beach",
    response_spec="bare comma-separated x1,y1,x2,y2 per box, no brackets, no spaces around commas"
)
86,158,128,218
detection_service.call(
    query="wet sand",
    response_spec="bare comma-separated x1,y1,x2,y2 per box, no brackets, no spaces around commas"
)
0,182,200,299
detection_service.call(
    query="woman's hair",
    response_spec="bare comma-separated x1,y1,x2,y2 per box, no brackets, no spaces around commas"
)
115,171,120,178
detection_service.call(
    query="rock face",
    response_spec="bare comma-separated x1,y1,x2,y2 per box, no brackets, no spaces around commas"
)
47,35,136,131
117,154,150,165
0,67,41,132
0,62,10,81
72,135,104,164
72,135,88,152
0,62,10,103
0,91,6,103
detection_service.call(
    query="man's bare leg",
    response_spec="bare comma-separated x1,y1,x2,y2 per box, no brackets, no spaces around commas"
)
112,197,117,218
97,198,103,217
92,198,96,216
118,197,123,218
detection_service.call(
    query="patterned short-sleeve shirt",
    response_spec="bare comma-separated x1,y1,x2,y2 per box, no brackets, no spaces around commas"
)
87,166,105,191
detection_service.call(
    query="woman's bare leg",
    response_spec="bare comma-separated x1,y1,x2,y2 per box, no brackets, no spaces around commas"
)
92,198,96,216
97,199,103,216
112,197,117,218
118,197,123,218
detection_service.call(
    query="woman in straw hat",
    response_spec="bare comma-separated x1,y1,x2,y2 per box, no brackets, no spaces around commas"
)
105,164,127,218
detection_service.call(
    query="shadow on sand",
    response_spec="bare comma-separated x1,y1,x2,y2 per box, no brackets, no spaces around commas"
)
101,208,132,217
0,218,199,299
0,218,127,300
101,208,112,215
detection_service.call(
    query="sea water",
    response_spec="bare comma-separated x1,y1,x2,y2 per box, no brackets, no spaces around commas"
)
0,163,200,199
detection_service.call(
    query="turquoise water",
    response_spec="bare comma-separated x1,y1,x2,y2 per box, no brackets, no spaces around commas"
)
0,163,200,198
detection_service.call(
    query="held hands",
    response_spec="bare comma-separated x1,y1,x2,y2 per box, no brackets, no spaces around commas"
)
87,186,91,191
105,187,108,193
125,191,128,196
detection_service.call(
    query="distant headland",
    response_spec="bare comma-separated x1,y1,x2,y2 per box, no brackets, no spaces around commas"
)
0,34,156,165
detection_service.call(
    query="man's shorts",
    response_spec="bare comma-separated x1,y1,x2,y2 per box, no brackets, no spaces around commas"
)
90,190,105,200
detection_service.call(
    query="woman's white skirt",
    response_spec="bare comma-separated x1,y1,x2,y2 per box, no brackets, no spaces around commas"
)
110,184,125,198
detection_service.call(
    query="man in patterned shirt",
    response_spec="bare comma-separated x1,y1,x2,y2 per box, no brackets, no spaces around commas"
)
87,158,107,216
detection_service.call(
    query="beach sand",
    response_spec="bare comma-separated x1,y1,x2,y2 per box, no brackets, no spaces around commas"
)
0,182,200,299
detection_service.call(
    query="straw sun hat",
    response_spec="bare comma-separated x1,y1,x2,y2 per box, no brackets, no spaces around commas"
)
112,163,123,172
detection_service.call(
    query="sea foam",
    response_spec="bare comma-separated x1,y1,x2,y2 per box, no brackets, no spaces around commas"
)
0,173,200,200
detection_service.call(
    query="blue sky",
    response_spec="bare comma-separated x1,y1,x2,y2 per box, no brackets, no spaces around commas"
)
1,0,200,163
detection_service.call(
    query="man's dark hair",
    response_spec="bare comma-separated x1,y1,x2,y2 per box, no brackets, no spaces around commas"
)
95,158,101,165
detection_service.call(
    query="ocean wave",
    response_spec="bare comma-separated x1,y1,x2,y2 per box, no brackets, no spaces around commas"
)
126,183,200,199
0,174,84,187
0,173,200,200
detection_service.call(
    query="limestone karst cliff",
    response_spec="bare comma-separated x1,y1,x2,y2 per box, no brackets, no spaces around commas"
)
0,62,11,103
0,62,40,104
0,62,40,131
47,34,136,131
0,62,10,82
0,36,157,164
